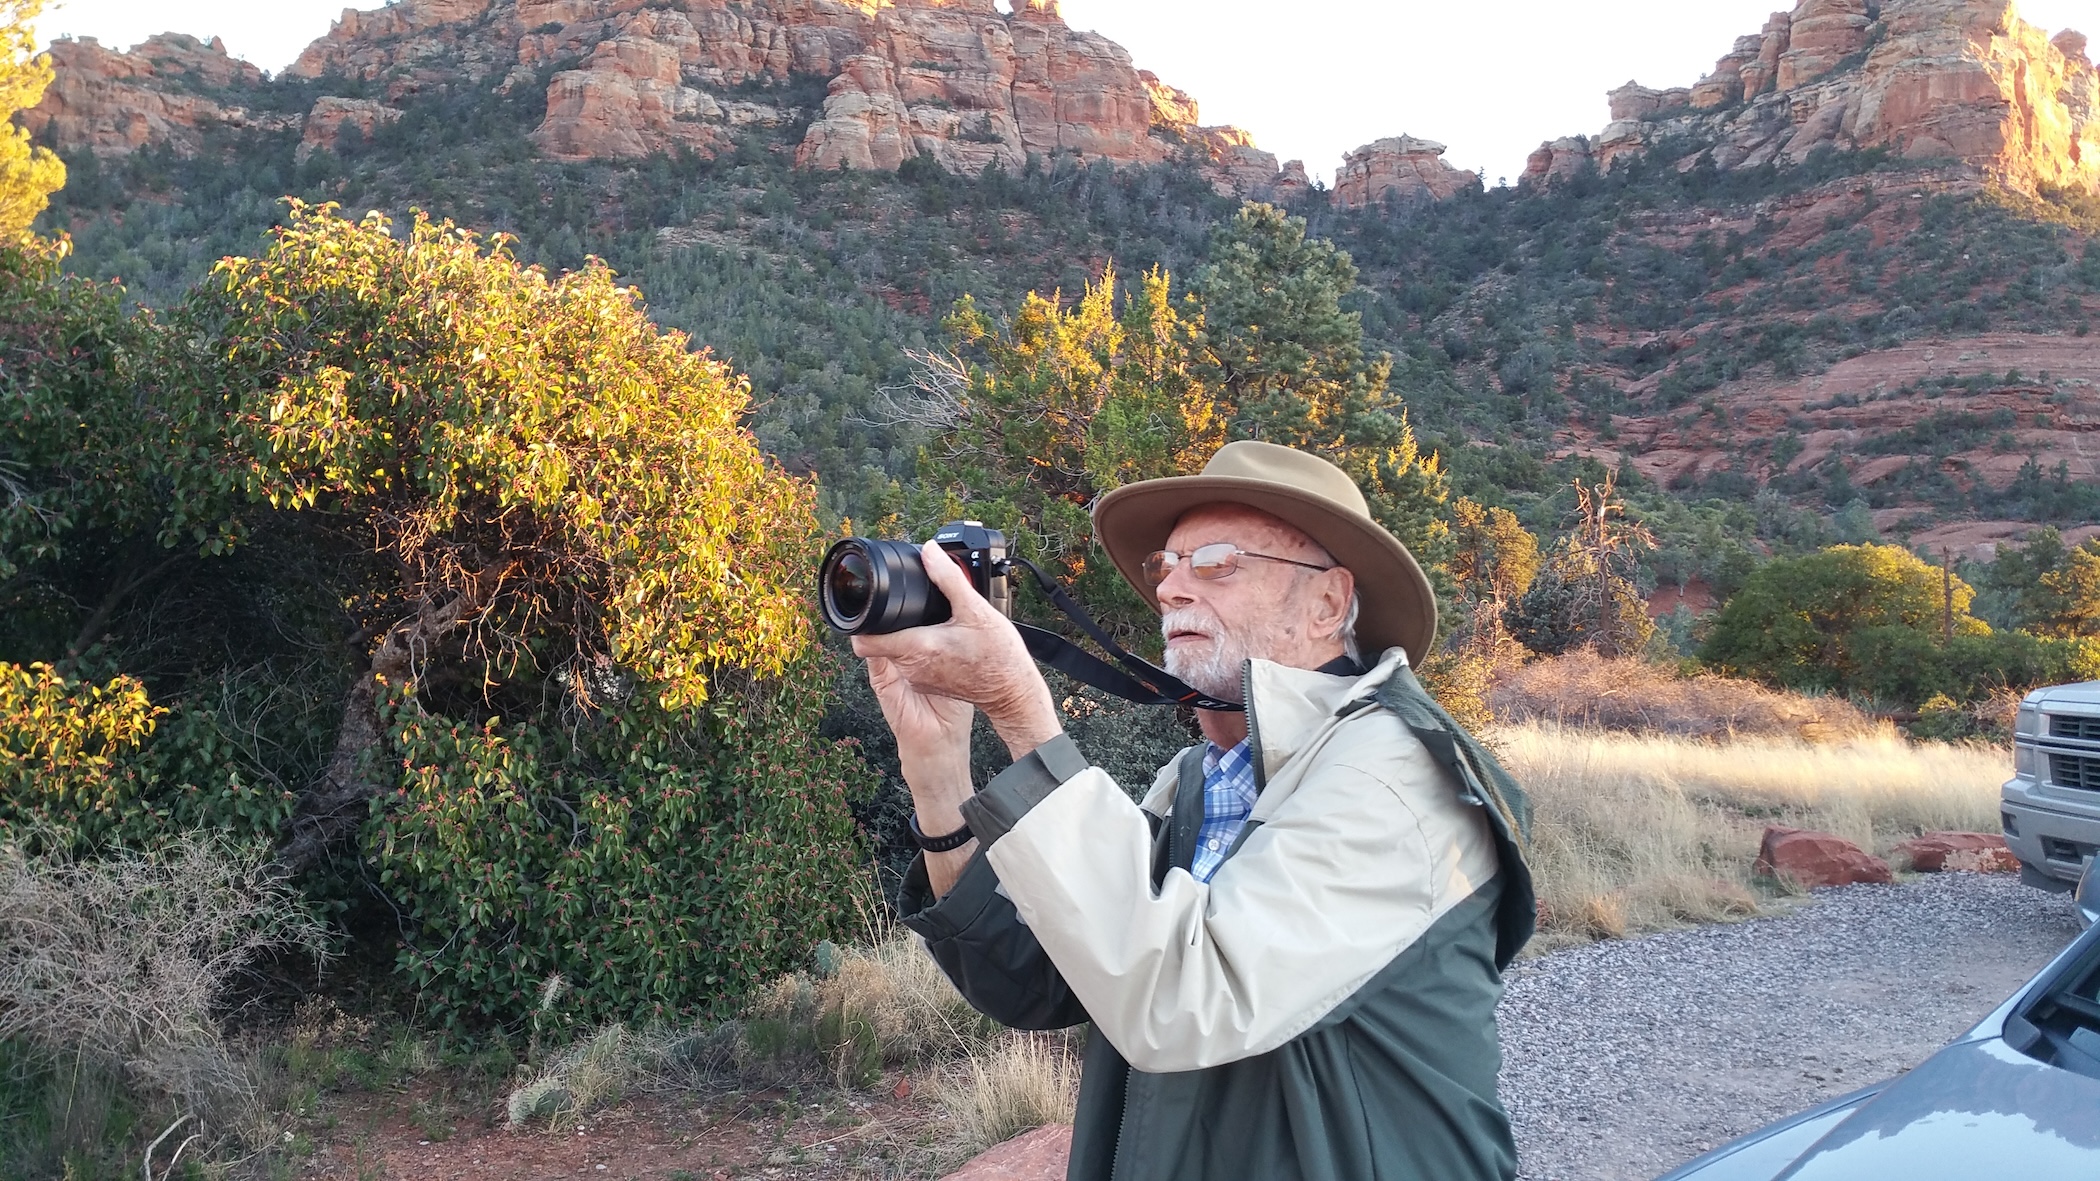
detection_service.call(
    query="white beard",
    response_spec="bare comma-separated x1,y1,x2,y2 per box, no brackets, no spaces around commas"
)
1160,605,1286,703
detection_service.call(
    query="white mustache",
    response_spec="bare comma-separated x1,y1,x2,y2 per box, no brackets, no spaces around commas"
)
1160,607,1224,640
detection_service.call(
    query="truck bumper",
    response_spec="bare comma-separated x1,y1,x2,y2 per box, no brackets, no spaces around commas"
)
2002,786,2100,885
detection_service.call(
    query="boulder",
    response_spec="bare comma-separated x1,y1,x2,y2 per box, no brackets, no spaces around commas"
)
297,97,404,161
1333,136,1480,208
1892,831,2019,873
940,1124,1073,1181
1755,826,1895,887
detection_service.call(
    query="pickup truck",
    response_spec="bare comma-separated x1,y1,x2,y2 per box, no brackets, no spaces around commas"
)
2004,679,2100,892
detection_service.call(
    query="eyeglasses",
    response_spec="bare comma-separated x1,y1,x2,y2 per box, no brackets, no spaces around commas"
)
1141,543,1335,586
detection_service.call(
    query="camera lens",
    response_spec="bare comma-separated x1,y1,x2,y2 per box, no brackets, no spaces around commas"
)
819,538,944,634
828,550,874,622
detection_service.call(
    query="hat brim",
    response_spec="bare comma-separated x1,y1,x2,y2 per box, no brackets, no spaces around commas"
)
1093,475,1439,666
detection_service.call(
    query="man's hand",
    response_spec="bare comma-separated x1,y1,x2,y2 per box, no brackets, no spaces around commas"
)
852,540,1063,762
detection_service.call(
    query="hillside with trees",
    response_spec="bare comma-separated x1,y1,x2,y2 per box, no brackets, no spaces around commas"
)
6,1,2100,1173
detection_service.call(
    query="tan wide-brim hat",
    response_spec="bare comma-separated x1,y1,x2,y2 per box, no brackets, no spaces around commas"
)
1092,440,1438,665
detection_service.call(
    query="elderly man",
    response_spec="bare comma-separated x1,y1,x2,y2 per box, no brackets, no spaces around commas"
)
854,441,1533,1181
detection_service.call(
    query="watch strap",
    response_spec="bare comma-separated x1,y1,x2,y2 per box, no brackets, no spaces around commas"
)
909,813,975,853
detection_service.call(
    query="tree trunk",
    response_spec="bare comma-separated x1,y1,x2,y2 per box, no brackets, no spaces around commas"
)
275,589,481,875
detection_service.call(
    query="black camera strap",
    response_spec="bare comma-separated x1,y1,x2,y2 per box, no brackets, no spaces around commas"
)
1010,557,1244,713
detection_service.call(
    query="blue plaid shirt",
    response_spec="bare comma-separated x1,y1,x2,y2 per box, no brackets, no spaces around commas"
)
1189,739,1258,883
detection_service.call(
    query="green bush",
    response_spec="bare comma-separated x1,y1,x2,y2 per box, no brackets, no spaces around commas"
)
1847,626,2100,708
0,661,295,852
1699,543,1984,695
370,665,866,1031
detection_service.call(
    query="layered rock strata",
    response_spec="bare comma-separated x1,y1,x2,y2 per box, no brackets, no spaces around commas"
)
22,34,293,156
1332,136,1480,208
1526,0,2099,195
32,0,1300,195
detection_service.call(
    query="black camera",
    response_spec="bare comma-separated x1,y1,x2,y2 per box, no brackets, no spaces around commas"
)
820,520,1014,635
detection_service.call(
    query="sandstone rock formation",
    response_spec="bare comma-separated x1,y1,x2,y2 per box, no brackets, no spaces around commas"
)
939,1124,1072,1181
1891,831,2018,872
298,97,405,161
259,0,1300,193
22,34,292,157
1333,136,1480,208
1522,136,1594,186
1754,825,1895,887
1525,0,2100,195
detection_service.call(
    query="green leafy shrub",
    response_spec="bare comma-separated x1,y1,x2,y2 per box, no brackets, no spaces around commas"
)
369,671,867,1031
1699,544,1985,696
0,662,295,852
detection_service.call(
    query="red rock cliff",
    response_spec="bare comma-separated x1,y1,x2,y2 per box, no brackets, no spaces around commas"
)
1333,136,1480,208
52,0,1290,195
22,34,292,156
1526,0,2099,195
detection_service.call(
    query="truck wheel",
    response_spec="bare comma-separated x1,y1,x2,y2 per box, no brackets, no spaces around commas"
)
2019,861,2074,894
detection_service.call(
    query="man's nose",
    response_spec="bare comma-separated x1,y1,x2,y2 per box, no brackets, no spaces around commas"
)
1154,559,1199,608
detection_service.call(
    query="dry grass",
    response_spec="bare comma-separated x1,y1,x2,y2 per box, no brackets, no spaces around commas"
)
0,833,329,1169
931,1032,1080,1158
1496,723,2008,950
508,925,1005,1128
505,926,1084,1172
1491,652,1881,740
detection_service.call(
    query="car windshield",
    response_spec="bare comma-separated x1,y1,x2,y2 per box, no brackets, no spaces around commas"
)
2009,935,2100,1081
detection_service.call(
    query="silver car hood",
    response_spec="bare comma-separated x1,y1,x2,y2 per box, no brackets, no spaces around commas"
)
1767,1036,2100,1179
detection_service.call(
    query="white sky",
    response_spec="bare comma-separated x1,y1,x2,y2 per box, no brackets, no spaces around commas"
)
31,0,2100,184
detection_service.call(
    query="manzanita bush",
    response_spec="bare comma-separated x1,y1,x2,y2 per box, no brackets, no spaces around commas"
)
3,205,871,1027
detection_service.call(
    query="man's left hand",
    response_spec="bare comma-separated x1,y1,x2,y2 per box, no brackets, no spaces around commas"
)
851,539,1063,761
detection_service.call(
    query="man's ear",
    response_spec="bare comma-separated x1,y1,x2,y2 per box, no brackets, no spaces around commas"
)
1316,566,1355,636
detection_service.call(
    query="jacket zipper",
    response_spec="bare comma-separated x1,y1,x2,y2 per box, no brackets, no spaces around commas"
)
1113,662,1263,1179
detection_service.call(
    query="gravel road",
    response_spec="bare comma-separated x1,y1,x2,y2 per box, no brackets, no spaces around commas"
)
1497,872,2086,1181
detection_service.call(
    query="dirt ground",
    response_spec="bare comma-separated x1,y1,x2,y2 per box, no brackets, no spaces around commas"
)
293,875,2085,1181
299,1075,952,1180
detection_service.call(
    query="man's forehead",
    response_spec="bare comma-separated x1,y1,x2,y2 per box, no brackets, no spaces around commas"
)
1167,504,1311,548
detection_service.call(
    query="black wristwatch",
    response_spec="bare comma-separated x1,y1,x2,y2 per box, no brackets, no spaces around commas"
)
909,814,975,853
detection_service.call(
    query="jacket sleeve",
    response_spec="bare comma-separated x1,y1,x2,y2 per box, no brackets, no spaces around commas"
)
962,728,1497,1073
895,844,1090,1032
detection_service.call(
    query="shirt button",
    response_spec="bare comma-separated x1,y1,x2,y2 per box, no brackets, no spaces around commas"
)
1207,839,1220,850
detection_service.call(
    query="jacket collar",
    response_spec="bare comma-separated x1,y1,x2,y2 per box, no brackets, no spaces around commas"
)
1242,647,1410,788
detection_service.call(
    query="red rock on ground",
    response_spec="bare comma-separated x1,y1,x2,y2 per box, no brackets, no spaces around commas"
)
941,1123,1073,1181
1894,831,2019,873
1755,826,1895,887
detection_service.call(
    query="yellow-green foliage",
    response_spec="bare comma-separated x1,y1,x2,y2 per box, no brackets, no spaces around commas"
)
912,264,1212,642
0,2,64,239
167,204,870,1028
907,203,1450,646
0,662,295,850
186,201,816,710
0,661,156,824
